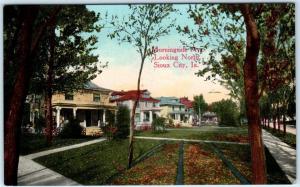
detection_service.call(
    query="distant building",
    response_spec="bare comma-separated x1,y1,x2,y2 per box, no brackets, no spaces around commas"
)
110,90,161,129
202,112,218,124
159,97,193,126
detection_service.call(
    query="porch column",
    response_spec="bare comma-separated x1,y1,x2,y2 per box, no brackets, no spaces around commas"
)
149,111,153,123
56,107,61,128
73,107,77,118
103,109,106,125
178,114,181,121
140,111,144,123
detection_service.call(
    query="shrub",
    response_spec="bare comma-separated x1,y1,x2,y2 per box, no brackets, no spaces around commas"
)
211,99,239,126
115,105,130,139
59,118,83,138
166,118,174,128
152,117,166,133
35,116,46,134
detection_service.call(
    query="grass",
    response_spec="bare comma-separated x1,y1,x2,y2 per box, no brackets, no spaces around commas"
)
111,143,179,185
34,139,161,185
135,126,248,143
33,127,291,185
214,144,291,184
20,133,98,155
184,143,239,184
263,127,296,149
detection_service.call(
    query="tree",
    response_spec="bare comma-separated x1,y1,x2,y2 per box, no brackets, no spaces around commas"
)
192,94,208,124
178,4,294,183
115,105,130,139
4,5,61,185
211,99,239,126
109,4,175,168
29,6,103,145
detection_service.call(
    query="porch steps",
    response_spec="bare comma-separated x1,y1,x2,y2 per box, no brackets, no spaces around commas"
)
85,126,104,137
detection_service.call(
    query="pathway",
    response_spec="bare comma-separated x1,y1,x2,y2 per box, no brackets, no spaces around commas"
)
135,136,248,145
267,123,296,135
262,130,296,183
18,138,106,185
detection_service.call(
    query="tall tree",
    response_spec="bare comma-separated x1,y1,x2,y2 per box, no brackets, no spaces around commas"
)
3,6,61,185
211,99,239,126
192,94,208,124
110,4,175,168
29,6,104,145
178,3,294,183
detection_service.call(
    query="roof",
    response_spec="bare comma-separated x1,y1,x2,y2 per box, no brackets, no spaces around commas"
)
159,97,184,106
111,89,148,96
111,90,159,103
202,112,217,117
180,97,194,108
83,81,113,92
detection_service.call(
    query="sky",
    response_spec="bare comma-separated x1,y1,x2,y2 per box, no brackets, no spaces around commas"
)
86,4,230,104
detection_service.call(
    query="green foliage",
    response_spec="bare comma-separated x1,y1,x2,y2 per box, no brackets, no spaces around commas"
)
109,5,175,58
35,116,46,134
166,117,174,128
211,99,239,126
34,139,159,185
115,105,130,139
152,117,166,133
193,94,208,116
29,5,106,95
59,118,83,139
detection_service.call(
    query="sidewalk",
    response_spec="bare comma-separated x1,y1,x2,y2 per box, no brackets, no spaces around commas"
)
18,138,106,185
262,130,296,183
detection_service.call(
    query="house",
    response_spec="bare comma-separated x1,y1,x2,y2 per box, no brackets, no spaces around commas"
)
159,97,193,126
110,90,161,129
202,112,218,124
52,82,117,130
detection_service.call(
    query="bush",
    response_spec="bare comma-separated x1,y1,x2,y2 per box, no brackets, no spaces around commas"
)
211,99,239,126
152,117,166,133
166,118,174,128
59,118,83,138
35,116,46,134
115,105,130,139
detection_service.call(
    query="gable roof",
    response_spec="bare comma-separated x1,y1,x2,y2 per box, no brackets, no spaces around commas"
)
159,97,184,106
180,97,194,109
83,81,113,92
111,90,159,103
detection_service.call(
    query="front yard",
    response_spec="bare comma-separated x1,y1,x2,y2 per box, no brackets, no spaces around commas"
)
135,126,249,143
20,133,98,155
32,126,291,185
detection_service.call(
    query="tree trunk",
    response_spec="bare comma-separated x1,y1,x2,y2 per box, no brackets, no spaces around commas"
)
4,7,39,185
240,4,267,184
277,115,281,133
128,57,146,168
283,115,286,134
267,118,270,128
45,25,56,146
273,116,276,131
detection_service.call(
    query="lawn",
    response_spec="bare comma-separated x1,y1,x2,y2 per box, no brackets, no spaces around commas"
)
20,133,99,155
34,139,162,185
111,143,179,185
33,127,291,185
135,126,249,143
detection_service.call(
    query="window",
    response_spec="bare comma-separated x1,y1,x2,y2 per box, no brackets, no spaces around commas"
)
93,93,100,102
65,93,74,100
